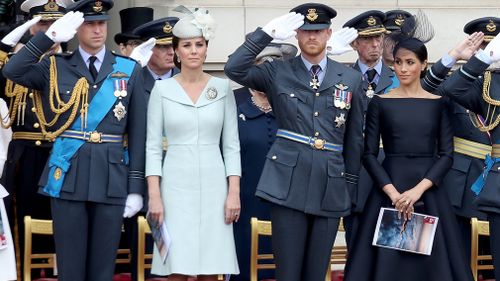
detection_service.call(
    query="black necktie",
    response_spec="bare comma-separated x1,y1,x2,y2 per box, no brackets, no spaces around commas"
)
157,77,162,80
366,68,377,83
89,56,98,81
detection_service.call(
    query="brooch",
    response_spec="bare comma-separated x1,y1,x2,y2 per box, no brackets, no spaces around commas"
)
206,87,218,100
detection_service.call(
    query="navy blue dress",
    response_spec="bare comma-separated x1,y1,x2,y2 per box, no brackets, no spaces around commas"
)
233,95,276,281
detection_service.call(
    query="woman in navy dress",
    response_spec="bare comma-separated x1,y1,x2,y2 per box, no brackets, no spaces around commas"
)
344,38,473,281
232,42,297,281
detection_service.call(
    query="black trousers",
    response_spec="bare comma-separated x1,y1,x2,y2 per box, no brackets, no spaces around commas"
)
51,198,124,281
270,203,339,281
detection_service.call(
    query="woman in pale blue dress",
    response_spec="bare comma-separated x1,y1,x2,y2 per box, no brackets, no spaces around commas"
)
145,6,241,281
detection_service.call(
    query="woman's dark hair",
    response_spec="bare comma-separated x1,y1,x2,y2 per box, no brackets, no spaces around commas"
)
172,35,209,70
392,37,428,78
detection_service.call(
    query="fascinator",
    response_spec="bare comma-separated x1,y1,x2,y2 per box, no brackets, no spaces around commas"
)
172,5,216,41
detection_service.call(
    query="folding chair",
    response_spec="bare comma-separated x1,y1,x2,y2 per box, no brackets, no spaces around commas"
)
24,216,57,281
470,217,494,281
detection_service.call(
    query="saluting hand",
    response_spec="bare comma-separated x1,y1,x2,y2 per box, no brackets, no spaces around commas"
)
130,37,156,67
45,11,84,43
262,12,304,40
449,32,484,61
327,27,357,56
1,16,41,47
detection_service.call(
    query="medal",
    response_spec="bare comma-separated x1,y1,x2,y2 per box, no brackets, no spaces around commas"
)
366,84,375,98
310,77,320,90
335,113,346,128
113,101,127,121
114,80,121,97
334,90,341,108
206,87,218,100
345,92,352,109
339,91,346,109
119,80,128,98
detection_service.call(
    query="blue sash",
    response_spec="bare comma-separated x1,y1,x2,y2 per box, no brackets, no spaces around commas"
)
384,75,400,93
43,56,135,197
471,154,500,195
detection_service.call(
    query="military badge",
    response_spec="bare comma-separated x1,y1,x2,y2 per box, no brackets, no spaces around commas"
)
334,88,352,109
111,72,129,79
44,1,59,12
206,87,218,100
93,1,103,12
310,78,319,90
163,22,173,34
113,101,127,121
366,84,375,98
487,20,497,32
54,167,62,180
367,16,376,26
239,114,246,121
113,80,128,98
335,113,346,128
395,14,405,26
306,8,318,22
335,83,349,91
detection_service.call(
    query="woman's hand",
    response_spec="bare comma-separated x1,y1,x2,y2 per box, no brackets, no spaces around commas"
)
396,187,424,220
382,183,402,206
148,195,164,227
225,177,241,224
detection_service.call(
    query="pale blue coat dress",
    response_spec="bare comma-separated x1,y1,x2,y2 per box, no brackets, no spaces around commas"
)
146,76,241,275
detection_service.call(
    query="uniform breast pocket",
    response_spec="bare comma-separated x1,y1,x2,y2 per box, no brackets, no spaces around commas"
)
277,90,308,121
442,155,471,207
321,159,349,212
107,147,128,198
256,147,299,200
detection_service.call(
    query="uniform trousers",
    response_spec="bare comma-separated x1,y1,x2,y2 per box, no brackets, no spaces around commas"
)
270,203,339,281
51,198,124,281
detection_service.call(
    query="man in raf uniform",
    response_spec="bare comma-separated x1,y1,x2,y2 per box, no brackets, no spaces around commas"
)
133,16,180,100
225,3,364,281
114,6,153,57
434,26,500,278
2,0,146,280
0,0,72,277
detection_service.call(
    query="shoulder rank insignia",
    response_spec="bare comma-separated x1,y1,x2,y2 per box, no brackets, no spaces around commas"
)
335,113,346,128
111,71,129,79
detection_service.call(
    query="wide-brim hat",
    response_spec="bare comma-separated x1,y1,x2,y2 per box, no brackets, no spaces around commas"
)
464,17,500,43
290,3,336,31
114,7,154,45
67,0,113,21
21,0,74,21
133,17,180,45
343,10,387,37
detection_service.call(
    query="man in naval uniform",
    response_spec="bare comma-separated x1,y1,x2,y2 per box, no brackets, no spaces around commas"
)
0,0,72,277
2,0,146,280
225,3,365,281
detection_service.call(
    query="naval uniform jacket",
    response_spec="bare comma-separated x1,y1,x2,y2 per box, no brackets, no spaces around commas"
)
2,32,146,206
437,56,500,214
225,28,365,218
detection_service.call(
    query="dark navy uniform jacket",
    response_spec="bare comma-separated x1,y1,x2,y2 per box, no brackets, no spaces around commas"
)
437,56,500,214
3,32,146,206
142,66,180,101
225,29,365,218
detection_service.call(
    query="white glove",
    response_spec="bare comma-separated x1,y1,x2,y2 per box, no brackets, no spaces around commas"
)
45,11,84,43
484,33,500,63
123,193,143,218
262,12,304,40
1,16,41,47
129,37,156,67
327,27,358,56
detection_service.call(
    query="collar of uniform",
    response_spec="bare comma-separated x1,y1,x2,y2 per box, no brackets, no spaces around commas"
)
358,58,382,77
78,45,106,71
146,65,173,80
239,96,274,119
300,54,327,73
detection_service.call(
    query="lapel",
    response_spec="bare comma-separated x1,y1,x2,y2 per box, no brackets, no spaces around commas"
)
171,67,180,77
290,56,313,88
68,50,93,83
94,51,115,84
142,67,155,94
352,60,369,91
375,62,395,94
318,59,344,92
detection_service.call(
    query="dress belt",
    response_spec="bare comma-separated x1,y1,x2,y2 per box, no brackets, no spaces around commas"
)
12,132,52,141
454,137,492,160
59,130,124,143
276,129,343,152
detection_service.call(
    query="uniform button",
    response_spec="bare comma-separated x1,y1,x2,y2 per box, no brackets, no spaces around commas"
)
315,92,320,97
28,92,34,98
498,167,500,171
341,172,344,176
35,140,41,146
466,110,470,113
290,94,295,98
314,132,320,137
33,123,40,128
314,111,319,117
271,155,277,160
66,90,70,94
31,107,36,112
93,85,98,89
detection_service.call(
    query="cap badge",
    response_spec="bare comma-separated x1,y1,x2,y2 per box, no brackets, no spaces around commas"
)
367,16,376,26
487,20,497,32
306,8,318,22
44,1,59,12
93,1,103,12
163,22,173,34
395,14,405,26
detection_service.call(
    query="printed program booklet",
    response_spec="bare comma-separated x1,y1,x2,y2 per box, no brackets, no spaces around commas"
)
0,213,6,250
146,212,171,263
372,207,439,255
